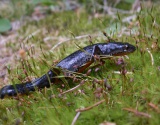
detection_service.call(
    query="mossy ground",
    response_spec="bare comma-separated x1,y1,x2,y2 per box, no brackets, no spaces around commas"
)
0,1,160,125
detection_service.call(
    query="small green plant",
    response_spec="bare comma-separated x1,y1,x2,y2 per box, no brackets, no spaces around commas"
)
0,18,11,33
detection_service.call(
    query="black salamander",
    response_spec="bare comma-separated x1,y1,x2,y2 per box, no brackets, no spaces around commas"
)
0,42,136,99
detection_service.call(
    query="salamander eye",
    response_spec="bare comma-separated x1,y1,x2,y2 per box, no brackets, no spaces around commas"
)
123,45,128,51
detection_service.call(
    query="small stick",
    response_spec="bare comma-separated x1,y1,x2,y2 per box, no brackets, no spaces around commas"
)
43,36,66,42
148,102,160,113
71,112,81,125
123,108,151,118
76,99,105,112
146,48,154,66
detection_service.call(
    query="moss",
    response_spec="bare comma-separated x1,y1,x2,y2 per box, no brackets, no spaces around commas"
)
0,2,160,125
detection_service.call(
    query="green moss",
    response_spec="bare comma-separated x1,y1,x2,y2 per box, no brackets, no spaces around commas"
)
0,2,160,125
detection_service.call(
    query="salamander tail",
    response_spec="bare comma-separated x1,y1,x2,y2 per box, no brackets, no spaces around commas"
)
0,70,56,99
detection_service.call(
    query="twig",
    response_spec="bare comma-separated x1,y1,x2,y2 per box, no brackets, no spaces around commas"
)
95,2,133,14
71,112,81,125
43,36,65,42
148,102,160,113
50,34,92,52
76,99,105,112
123,108,151,118
146,48,154,66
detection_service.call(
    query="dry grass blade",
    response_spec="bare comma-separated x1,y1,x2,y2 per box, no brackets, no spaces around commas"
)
146,48,154,66
23,29,41,42
50,34,91,52
76,99,105,112
113,71,133,75
123,108,151,118
59,80,86,95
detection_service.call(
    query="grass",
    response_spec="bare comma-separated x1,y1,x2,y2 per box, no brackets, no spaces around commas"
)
0,2,160,125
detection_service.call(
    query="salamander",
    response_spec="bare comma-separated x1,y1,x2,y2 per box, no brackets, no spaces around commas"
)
0,42,136,99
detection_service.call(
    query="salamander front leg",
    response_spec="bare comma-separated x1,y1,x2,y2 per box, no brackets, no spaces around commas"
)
78,45,104,73
91,45,104,59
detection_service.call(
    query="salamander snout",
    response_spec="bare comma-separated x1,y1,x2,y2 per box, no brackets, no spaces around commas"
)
109,42,136,56
0,85,17,99
122,43,136,53
0,87,5,99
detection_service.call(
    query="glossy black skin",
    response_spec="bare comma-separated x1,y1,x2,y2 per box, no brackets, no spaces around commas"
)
0,42,136,99
57,42,136,71
0,71,55,98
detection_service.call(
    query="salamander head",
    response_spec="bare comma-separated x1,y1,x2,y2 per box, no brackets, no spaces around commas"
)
0,85,17,99
101,42,136,56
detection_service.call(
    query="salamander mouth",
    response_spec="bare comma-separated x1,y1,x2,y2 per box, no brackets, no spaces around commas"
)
112,51,133,56
111,45,136,56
